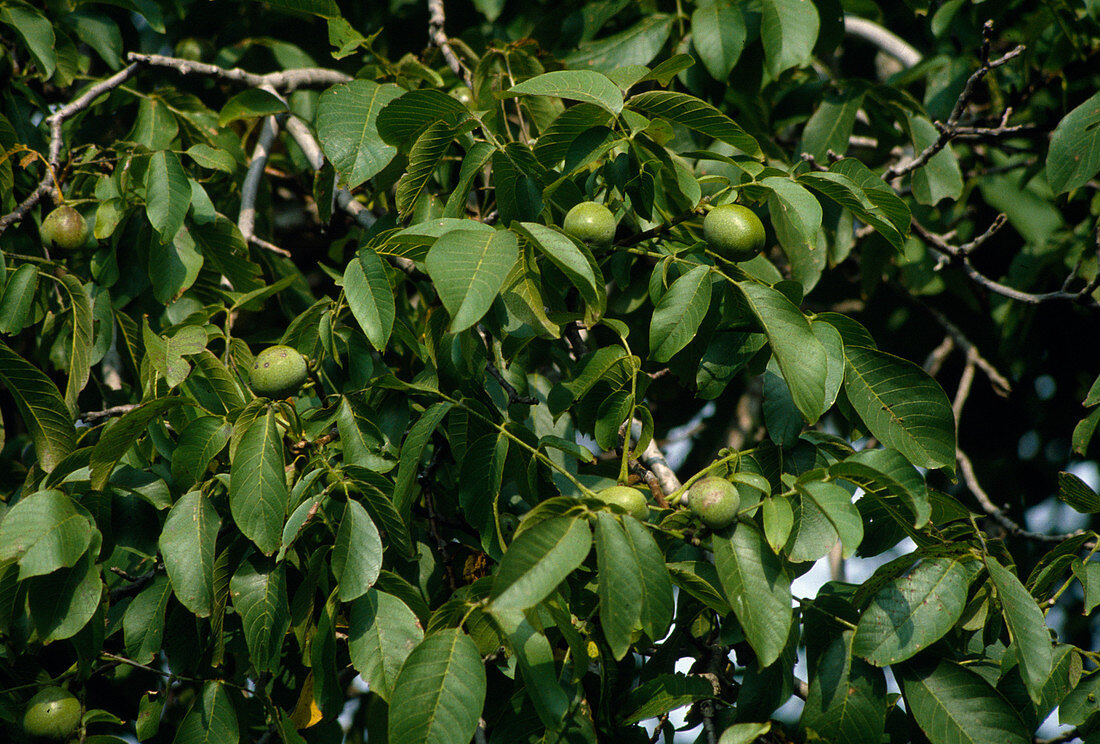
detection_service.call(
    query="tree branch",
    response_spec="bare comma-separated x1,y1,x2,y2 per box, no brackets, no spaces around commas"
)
913,216,1100,309
125,52,350,91
956,449,1086,543
427,0,471,85
884,21,1025,181
843,15,923,67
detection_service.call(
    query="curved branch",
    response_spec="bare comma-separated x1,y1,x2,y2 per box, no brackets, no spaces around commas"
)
843,15,923,67
125,52,350,91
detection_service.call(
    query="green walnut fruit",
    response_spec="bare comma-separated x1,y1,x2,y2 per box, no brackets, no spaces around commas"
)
703,204,766,262
449,85,474,106
250,345,308,398
563,201,617,246
596,485,649,521
40,206,89,251
688,477,740,530
23,686,81,740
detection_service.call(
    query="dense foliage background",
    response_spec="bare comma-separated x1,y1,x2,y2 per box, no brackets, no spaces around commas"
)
2,1,1100,743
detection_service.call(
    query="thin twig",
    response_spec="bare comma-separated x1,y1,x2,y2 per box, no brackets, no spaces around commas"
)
616,200,710,248
81,403,140,423
914,217,1100,309
0,64,142,236
923,335,955,377
485,362,538,405
628,458,669,509
923,304,1012,396
956,449,1085,543
884,21,1024,181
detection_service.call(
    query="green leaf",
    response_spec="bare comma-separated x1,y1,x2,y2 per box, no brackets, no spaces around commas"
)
506,70,624,115
492,608,570,728
344,248,395,351
218,88,287,127
514,222,600,309
148,227,204,304
28,552,101,642
0,2,55,78
713,522,792,667
649,265,712,363
534,104,614,167
171,416,232,491
788,480,862,562
1046,91,1100,195
628,90,761,158
798,170,905,251
159,490,220,617
393,402,453,521
842,344,956,470
171,681,239,744
143,320,208,389
145,150,191,243
829,448,931,528
1060,669,1100,726
332,498,383,602
123,575,171,662
760,0,820,78
668,560,731,614
458,432,508,529
189,215,263,291
376,89,469,151
90,398,190,491
801,88,864,161
718,722,773,744
621,517,674,641
501,248,563,338
387,629,487,744
736,281,826,422
692,1,747,80
898,660,1029,744
564,14,675,72
800,632,886,744
490,516,592,612
396,118,467,221
0,342,75,472
1057,470,1100,513
621,673,716,724
348,589,424,702
229,554,290,673
594,512,643,659
986,557,1053,705
853,556,975,665
0,263,38,334
0,490,93,580
1073,559,1100,614
444,142,496,218
229,409,289,555
906,115,963,206
186,144,237,173
763,177,824,289
827,159,911,235
336,397,396,473
316,80,403,188
425,228,519,332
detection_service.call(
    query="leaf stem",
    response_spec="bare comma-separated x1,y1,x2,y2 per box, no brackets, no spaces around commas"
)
437,392,597,497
